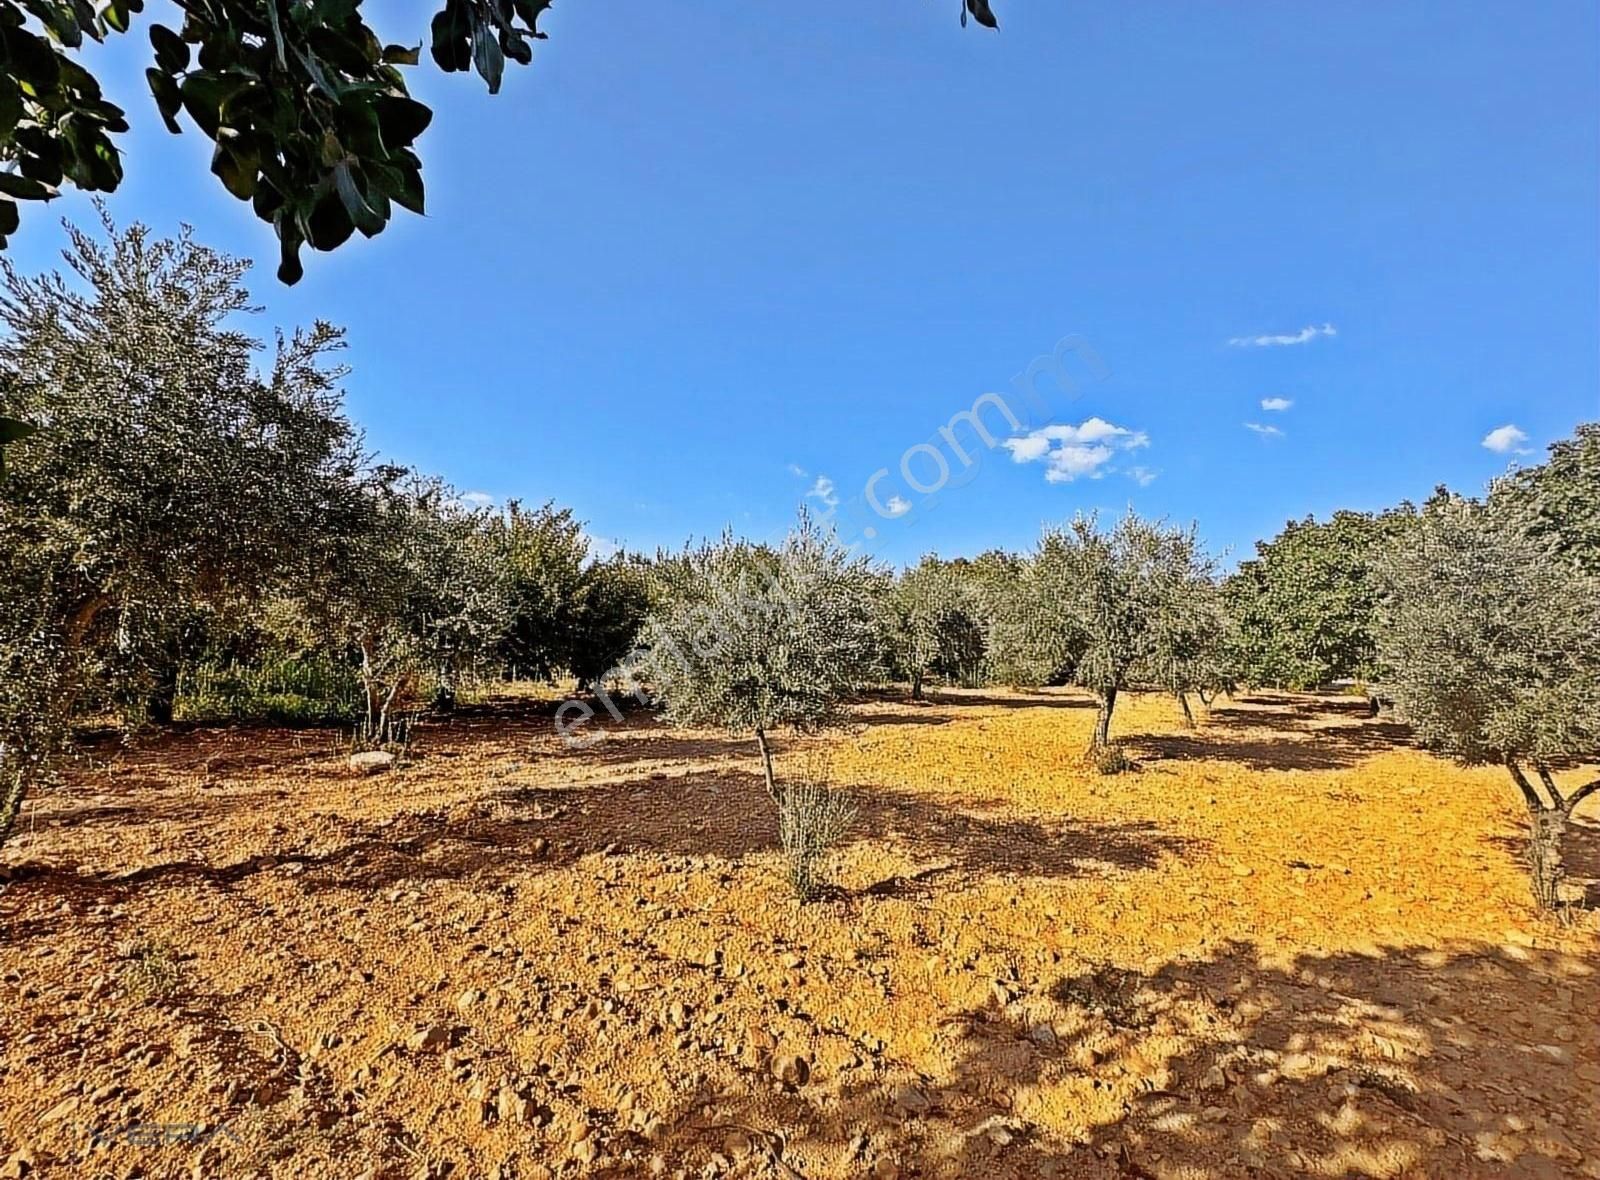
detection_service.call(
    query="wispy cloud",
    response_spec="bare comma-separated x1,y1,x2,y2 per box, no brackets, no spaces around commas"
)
1260,397,1293,412
581,530,621,561
1229,323,1336,348
884,494,911,517
459,491,495,509
1481,424,1531,455
1244,422,1284,438
1004,417,1150,484
1126,466,1158,487
786,462,809,478
805,474,839,510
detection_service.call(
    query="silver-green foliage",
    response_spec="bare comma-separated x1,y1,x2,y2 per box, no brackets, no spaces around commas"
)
313,473,513,747
1377,493,1600,907
992,511,1223,747
888,556,987,699
640,512,883,797
776,775,858,902
0,218,361,844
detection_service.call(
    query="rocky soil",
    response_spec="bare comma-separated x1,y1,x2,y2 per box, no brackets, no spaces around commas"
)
1,688,1596,1179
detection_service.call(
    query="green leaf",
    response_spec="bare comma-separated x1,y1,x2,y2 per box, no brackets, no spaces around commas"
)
276,217,304,285
333,160,384,236
149,24,189,73
210,140,258,199
0,76,22,137
306,188,356,251
0,171,59,201
429,2,471,72
146,67,183,132
472,19,504,93
963,0,999,29
381,43,420,66
368,157,424,215
178,71,241,138
371,93,431,149
103,0,133,34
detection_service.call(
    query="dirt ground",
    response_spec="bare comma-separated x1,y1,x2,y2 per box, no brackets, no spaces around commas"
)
1,688,1597,1180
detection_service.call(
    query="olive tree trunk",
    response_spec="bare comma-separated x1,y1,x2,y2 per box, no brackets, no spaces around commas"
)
0,745,27,850
1091,686,1118,749
754,727,779,803
1507,760,1600,910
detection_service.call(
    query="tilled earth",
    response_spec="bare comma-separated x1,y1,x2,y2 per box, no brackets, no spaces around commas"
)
1,688,1596,1179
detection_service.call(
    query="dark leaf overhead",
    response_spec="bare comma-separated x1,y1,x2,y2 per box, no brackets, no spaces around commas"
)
1,1,997,281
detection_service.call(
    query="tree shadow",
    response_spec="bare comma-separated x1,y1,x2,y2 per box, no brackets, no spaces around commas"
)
1124,697,1415,773
641,938,1600,1179
1491,814,1600,910
926,690,1098,712
1,770,1196,922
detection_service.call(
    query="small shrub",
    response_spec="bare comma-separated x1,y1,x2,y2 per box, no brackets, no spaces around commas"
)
1091,743,1133,776
350,709,416,758
776,776,858,901
119,937,183,999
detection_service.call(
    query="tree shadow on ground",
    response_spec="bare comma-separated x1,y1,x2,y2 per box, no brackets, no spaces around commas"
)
924,691,1098,713
0,769,1196,926
1123,697,1415,773
647,937,1600,1179
1490,813,1600,911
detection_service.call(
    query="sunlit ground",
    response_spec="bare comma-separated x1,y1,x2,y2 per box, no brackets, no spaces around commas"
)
1,689,1595,1179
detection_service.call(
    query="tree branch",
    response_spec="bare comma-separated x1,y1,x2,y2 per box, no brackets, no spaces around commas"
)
1504,759,1546,813
1566,778,1600,814
1534,763,1566,810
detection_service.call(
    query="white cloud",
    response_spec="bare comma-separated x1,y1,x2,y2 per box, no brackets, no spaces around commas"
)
581,530,621,562
884,495,911,517
806,474,839,510
1244,422,1284,438
1126,466,1158,487
1005,417,1150,483
1229,323,1337,348
1260,397,1293,412
1481,424,1531,455
459,491,495,509
786,463,808,478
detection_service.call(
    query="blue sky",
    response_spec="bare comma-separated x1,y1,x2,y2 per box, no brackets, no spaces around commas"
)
11,2,1598,566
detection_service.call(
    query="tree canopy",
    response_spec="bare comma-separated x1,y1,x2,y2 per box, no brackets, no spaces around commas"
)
0,1,999,282
1377,493,1600,906
993,511,1224,750
1491,424,1600,575
0,215,361,837
639,515,882,800
1225,508,1415,689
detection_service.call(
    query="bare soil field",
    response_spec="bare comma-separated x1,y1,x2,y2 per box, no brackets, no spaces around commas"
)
1,689,1597,1180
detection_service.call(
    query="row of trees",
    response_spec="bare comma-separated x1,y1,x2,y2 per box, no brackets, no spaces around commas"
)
629,454,1599,906
2,220,1596,909
0,219,647,845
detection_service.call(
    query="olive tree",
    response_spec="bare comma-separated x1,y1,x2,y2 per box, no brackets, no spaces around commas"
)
640,514,882,802
1147,559,1235,726
565,553,650,692
994,511,1222,752
1492,424,1600,575
309,472,512,746
887,556,985,700
1378,493,1600,908
489,500,589,681
0,217,360,845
